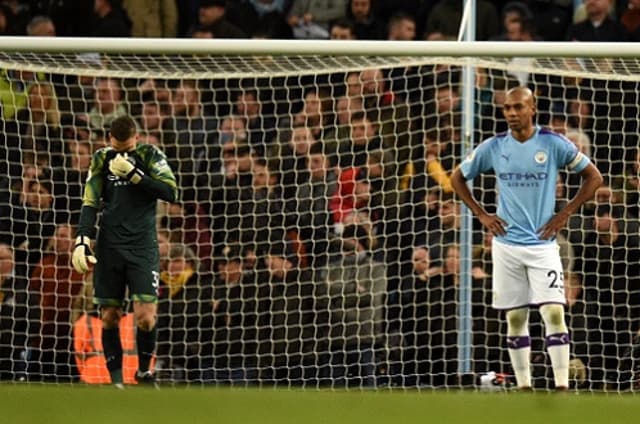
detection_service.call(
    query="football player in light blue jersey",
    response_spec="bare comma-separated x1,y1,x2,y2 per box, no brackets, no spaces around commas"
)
452,87,603,391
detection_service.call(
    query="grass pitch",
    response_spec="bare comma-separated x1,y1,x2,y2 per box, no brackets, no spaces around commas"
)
1,384,638,424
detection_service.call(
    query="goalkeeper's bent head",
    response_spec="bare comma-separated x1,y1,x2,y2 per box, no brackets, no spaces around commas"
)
109,115,138,152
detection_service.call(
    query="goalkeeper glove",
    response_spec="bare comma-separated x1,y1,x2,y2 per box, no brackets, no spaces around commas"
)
109,153,143,184
72,236,97,274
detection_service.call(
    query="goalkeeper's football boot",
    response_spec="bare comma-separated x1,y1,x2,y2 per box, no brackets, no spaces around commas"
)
135,370,159,389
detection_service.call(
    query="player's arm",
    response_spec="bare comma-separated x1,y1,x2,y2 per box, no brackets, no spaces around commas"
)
136,168,178,203
73,150,105,273
110,147,178,203
452,167,507,236
538,162,603,239
559,162,603,217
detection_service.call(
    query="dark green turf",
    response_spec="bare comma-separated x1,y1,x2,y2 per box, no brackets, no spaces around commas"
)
1,385,638,424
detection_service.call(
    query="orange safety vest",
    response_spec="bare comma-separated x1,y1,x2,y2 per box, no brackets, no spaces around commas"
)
73,313,145,384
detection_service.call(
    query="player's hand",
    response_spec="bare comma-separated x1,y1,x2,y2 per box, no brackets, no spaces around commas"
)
537,212,569,240
109,153,143,184
72,236,97,274
478,213,507,236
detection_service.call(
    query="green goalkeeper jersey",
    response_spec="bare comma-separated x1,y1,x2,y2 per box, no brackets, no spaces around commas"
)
78,143,178,248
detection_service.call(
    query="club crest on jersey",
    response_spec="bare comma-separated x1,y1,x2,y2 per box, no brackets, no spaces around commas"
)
534,151,547,164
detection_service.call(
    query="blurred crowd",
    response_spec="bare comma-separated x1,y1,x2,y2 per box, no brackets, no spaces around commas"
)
0,0,638,42
0,0,639,390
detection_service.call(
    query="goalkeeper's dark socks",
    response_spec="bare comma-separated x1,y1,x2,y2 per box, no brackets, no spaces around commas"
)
102,326,124,384
136,325,157,373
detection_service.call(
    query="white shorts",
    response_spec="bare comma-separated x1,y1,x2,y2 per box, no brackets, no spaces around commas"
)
491,239,566,310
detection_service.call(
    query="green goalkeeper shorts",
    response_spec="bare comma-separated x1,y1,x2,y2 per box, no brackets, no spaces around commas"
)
93,245,160,306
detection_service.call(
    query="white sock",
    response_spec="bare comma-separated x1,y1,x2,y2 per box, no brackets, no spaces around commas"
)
547,343,570,388
539,304,570,389
506,308,531,388
508,340,532,388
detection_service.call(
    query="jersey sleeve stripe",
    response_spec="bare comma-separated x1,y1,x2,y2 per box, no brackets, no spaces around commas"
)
567,152,585,170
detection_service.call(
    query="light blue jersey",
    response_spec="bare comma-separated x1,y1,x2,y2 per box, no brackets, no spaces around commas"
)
459,126,590,246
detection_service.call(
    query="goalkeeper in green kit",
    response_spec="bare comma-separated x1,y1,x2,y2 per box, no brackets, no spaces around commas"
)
72,115,178,387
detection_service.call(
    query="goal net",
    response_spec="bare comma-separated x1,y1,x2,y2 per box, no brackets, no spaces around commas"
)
0,40,638,391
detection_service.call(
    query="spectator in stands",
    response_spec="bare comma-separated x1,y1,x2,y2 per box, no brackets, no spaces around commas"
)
400,243,458,386
420,244,459,386
365,149,400,259
233,86,277,156
91,0,132,37
565,180,623,249
28,224,84,381
286,142,338,269
162,79,217,202
210,243,260,383
347,0,383,39
293,88,332,139
619,148,640,218
226,0,292,39
329,18,357,39
325,94,364,157
9,81,66,170
325,223,387,387
492,1,539,42
138,93,167,140
387,12,416,41
156,244,215,382
0,69,46,121
58,61,97,115
26,15,56,36
425,192,462,267
338,111,382,168
190,25,213,38
157,200,214,274
202,142,254,255
287,0,347,39
0,242,31,380
573,204,640,389
622,0,640,38
238,157,286,258
345,70,364,98
269,124,315,202
429,81,462,141
51,140,91,222
0,9,8,37
526,0,572,41
0,3,19,35
122,0,177,37
192,0,246,38
0,173,57,280
329,167,373,236
398,245,436,385
358,68,413,163
490,3,540,86
216,114,247,146
256,240,317,384
87,78,131,135
567,0,629,41
403,129,457,204
424,0,499,41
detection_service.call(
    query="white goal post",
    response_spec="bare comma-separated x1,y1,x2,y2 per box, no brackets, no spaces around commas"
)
0,38,639,391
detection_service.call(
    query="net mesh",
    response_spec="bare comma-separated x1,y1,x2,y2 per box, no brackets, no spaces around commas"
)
0,49,638,391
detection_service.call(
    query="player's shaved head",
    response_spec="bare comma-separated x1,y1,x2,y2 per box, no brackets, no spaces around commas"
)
506,86,535,107
503,86,536,141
